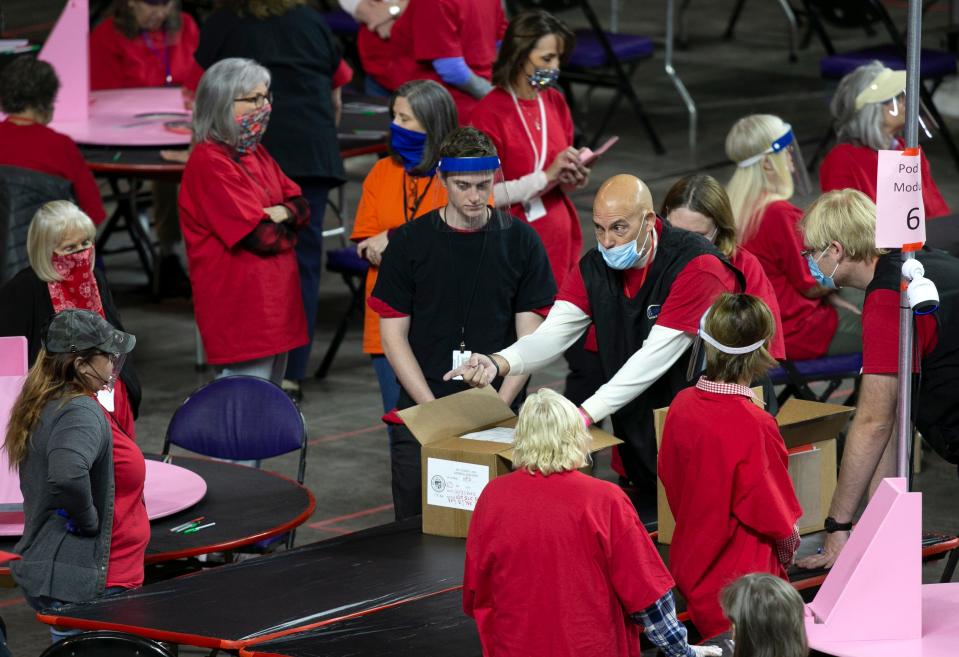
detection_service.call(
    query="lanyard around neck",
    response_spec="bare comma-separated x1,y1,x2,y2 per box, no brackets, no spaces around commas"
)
141,31,173,85
402,173,434,223
510,89,548,172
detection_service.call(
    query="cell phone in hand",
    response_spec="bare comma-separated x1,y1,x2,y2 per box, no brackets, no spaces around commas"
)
577,136,620,167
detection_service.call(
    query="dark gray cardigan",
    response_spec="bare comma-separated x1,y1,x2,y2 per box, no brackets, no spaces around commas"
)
11,395,114,603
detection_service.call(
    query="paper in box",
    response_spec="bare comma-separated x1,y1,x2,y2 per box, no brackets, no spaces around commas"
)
399,387,621,538
655,396,854,543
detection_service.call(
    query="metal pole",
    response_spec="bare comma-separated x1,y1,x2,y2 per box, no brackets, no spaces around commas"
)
664,0,697,152
897,0,923,480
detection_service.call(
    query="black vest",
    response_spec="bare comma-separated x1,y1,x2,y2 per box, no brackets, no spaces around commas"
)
867,248,959,463
581,222,744,489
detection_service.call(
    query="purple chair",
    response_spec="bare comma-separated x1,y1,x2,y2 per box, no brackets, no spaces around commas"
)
163,375,308,549
314,247,369,380
801,0,959,172
768,353,862,407
506,0,663,153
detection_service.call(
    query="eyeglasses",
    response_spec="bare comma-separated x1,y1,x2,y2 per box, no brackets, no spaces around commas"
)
234,92,273,108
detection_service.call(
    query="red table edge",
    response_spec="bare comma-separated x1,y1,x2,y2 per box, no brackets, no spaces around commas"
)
38,585,463,651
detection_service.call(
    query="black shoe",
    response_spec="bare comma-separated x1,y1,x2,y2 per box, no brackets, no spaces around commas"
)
281,379,303,404
156,254,192,299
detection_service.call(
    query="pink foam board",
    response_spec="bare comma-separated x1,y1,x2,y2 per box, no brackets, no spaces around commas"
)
807,583,959,657
807,477,922,641
0,337,27,376
0,339,28,510
38,0,89,123
50,88,192,147
0,459,207,536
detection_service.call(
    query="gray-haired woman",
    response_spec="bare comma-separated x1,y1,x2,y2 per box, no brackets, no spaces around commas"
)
820,60,949,218
179,57,310,385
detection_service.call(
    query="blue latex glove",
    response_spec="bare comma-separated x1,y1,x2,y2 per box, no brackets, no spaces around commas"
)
56,508,82,536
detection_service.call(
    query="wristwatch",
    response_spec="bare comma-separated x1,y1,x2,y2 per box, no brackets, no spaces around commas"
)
824,516,853,533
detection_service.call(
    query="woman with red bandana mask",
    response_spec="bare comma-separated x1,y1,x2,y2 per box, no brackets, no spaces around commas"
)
0,201,141,436
179,58,310,388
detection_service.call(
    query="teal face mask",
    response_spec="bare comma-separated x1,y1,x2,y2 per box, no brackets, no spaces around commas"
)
598,224,651,270
806,248,839,289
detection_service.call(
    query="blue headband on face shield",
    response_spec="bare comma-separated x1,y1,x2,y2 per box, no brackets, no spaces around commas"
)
437,156,501,173
736,125,795,168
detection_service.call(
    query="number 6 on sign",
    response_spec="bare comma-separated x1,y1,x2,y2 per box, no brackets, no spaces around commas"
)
875,150,926,248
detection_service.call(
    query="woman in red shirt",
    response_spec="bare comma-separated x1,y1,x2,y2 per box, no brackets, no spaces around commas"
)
470,10,588,289
660,293,802,639
0,57,105,224
179,58,309,384
465,387,720,657
90,0,203,91
726,113,861,360
821,61,949,219
661,174,786,361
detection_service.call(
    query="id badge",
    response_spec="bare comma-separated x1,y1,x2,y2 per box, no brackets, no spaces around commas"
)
523,196,547,222
451,349,473,381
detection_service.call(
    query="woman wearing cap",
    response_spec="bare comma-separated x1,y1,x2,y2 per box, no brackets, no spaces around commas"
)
465,388,721,657
350,79,456,422
661,174,786,362
180,58,309,385
5,309,147,640
659,293,802,640
0,200,141,437
726,114,861,361
821,61,949,219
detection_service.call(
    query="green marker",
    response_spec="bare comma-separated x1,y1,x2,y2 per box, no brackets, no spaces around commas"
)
184,522,215,534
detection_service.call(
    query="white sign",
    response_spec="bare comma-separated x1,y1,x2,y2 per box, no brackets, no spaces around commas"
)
426,458,490,512
460,427,515,445
875,149,926,248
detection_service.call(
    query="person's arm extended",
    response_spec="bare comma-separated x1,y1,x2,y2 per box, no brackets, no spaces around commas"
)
380,316,435,406
631,592,718,657
432,57,492,99
580,325,693,424
496,311,544,406
47,405,108,535
801,284,834,299
797,373,897,569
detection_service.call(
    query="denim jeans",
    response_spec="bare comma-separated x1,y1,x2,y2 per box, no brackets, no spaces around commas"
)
285,179,332,382
26,585,128,643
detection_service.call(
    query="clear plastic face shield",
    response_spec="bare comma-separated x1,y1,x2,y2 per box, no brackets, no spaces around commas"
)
855,68,937,143
881,92,937,141
685,307,768,381
736,123,811,196
83,351,127,413
434,156,512,231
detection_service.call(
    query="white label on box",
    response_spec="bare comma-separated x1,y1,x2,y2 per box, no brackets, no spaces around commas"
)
460,427,515,444
426,458,490,511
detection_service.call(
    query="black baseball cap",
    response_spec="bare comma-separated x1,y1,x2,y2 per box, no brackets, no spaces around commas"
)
44,309,136,355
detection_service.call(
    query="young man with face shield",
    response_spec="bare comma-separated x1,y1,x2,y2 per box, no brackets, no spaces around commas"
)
795,190,959,571
370,127,556,520
446,174,743,496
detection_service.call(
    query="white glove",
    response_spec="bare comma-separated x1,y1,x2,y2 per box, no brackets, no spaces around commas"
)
691,645,724,657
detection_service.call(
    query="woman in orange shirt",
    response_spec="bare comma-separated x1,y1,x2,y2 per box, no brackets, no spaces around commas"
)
350,79,457,421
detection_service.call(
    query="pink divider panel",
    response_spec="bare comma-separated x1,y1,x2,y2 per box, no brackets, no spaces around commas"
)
807,477,922,642
38,0,89,123
0,338,27,510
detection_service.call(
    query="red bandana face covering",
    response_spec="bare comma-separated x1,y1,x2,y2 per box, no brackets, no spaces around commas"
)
47,248,104,316
234,104,272,154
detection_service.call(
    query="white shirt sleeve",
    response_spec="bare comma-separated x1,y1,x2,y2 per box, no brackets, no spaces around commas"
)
492,171,549,207
337,0,362,15
580,325,694,423
498,301,591,374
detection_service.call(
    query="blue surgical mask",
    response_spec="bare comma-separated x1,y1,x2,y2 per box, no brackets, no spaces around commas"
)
390,123,429,173
528,67,560,90
598,225,651,270
806,249,839,289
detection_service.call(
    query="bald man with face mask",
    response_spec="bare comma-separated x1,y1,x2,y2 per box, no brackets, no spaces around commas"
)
447,174,743,494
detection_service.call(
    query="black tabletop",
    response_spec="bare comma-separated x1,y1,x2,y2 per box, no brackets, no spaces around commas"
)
241,588,479,657
41,520,466,650
0,455,315,565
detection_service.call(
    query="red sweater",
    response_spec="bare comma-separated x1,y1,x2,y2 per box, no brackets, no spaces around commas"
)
0,119,106,224
104,409,149,589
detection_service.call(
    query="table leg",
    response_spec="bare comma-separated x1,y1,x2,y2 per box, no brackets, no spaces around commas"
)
665,0,697,152
774,0,799,62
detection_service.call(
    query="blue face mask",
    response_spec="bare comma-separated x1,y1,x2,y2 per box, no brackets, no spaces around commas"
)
528,67,560,90
598,225,651,270
806,249,839,289
390,123,428,173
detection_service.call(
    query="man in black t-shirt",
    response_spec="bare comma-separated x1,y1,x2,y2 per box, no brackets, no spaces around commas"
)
370,127,556,520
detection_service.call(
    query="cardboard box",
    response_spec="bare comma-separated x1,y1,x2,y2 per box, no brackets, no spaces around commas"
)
399,386,621,538
655,396,853,544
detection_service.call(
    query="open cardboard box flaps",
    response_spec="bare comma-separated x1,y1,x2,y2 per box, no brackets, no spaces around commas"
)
399,387,621,537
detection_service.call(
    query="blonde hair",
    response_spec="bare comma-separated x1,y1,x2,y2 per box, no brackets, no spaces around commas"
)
27,201,96,282
726,114,795,243
704,293,778,383
721,573,808,657
4,348,92,467
512,388,591,475
800,189,884,262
